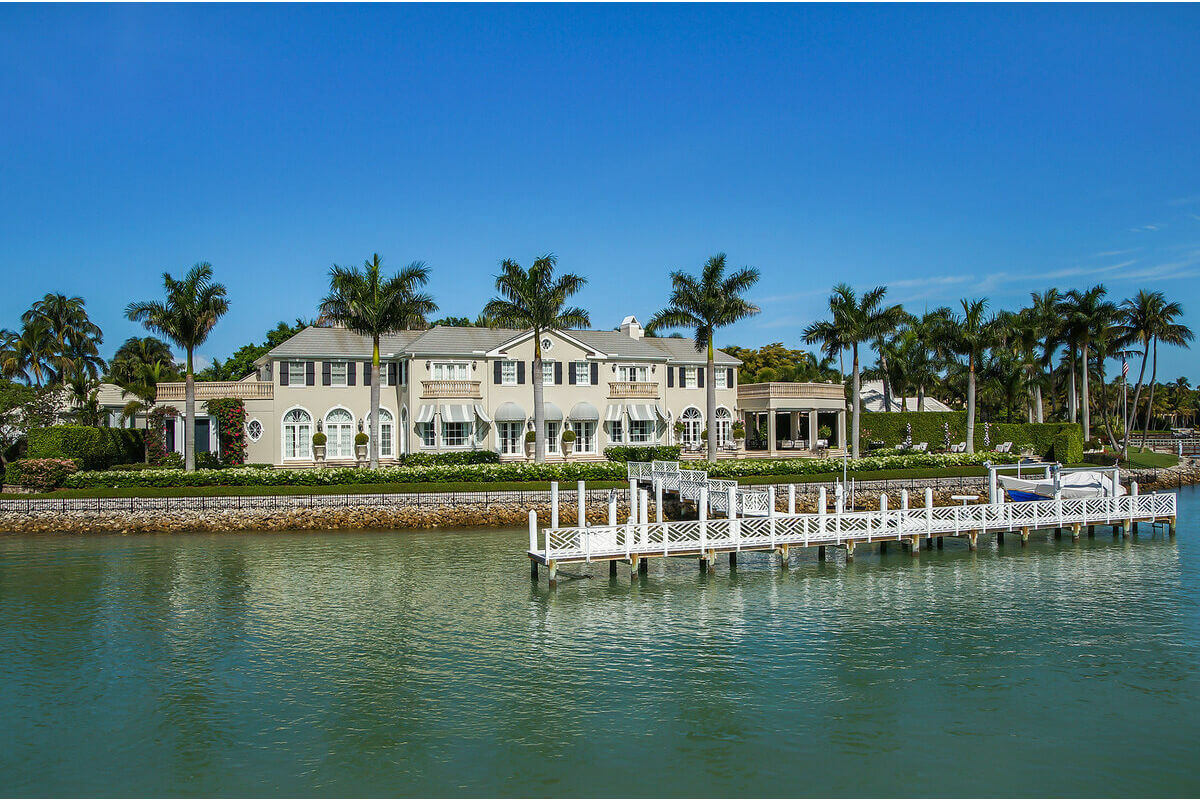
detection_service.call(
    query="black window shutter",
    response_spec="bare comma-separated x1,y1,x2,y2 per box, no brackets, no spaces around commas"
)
363,362,371,385
590,362,598,385
517,361,525,384
697,367,705,388
679,366,687,386
321,361,331,386
389,363,398,386
280,362,289,386
494,360,502,384
667,366,674,388
726,367,734,386
568,362,576,385
554,361,562,384
306,361,315,386
348,361,356,386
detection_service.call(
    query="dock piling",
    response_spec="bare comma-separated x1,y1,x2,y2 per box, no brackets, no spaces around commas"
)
577,480,586,528
551,481,560,529
788,484,796,515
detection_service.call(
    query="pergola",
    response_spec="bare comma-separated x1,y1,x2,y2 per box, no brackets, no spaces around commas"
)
736,382,847,456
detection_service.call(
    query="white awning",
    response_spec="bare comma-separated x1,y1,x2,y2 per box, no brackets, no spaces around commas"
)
541,402,564,422
627,403,656,422
653,404,669,422
494,402,527,422
440,404,474,423
473,403,492,424
604,404,623,422
415,404,436,424
569,401,600,422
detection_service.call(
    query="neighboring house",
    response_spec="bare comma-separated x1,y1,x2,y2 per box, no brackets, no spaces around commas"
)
156,316,742,466
56,383,155,429
859,380,954,413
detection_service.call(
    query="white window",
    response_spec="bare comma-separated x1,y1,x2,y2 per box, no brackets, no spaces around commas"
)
282,408,312,460
442,421,469,447
573,361,591,385
571,421,596,453
499,422,522,455
546,421,561,453
330,361,348,386
681,406,702,447
609,420,624,444
715,407,732,448
325,408,354,459
288,361,306,385
618,365,648,382
629,420,653,443
684,368,698,389
715,368,727,390
368,409,394,458
542,360,556,385
419,423,436,448
246,419,263,442
501,360,517,385
432,362,469,380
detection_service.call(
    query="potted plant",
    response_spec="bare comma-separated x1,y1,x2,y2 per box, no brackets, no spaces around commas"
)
525,429,537,459
731,421,746,447
312,431,327,463
673,420,685,445
561,428,576,459
355,431,369,463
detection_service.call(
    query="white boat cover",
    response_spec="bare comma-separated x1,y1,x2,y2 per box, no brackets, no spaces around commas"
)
414,404,436,424
998,470,1126,499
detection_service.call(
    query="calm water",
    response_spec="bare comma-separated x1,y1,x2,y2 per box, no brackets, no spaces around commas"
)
2,490,1200,797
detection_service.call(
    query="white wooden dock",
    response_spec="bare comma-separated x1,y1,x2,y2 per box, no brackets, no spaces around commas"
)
526,461,1178,586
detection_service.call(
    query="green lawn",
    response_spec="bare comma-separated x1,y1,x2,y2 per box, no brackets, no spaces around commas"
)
1066,450,1180,470
17,466,994,500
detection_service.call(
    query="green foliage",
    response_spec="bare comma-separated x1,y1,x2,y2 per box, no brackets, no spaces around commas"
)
354,432,369,447
197,320,308,381
312,431,327,446
560,429,576,443
525,430,537,443
146,406,174,465
5,458,79,490
396,451,500,466
26,425,143,470
206,398,246,465
1052,431,1083,464
858,411,1082,460
723,342,838,384
604,445,682,462
731,421,746,438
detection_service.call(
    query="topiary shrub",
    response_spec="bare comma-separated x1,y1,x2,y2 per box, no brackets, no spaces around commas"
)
1052,430,1084,464
26,425,143,470
561,429,576,443
312,431,327,446
5,458,79,491
525,430,537,443
604,445,682,462
354,432,369,447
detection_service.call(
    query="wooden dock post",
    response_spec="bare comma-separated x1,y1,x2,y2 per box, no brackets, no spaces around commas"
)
630,554,640,579
997,530,1005,545
1072,523,1081,541
608,494,617,527
609,559,617,578
654,479,663,524
529,511,539,580
845,541,856,561
1054,527,1062,540
551,481,560,529
639,556,648,575
1087,524,1095,538
729,551,738,569
879,541,888,554
818,545,826,561
937,536,943,549
909,536,921,556
548,560,558,589
788,484,796,515
1020,527,1029,546
967,532,978,551
578,480,586,527
778,543,789,567
1170,517,1177,537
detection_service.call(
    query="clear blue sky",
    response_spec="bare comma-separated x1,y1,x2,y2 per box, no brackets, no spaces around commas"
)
2,4,1199,378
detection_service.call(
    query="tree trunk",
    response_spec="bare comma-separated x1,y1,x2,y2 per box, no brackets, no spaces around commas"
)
1142,337,1159,442
370,336,381,469
184,347,195,472
879,347,893,411
706,342,717,461
533,334,545,463
966,354,976,453
851,344,861,459
917,385,925,412
1081,340,1091,441
1068,350,1078,424
1124,338,1149,460
1034,383,1044,424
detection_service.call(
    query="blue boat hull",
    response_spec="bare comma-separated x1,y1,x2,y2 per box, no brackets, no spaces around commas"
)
1006,490,1051,502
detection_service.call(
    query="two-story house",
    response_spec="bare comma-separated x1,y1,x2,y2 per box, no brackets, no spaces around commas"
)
159,316,743,466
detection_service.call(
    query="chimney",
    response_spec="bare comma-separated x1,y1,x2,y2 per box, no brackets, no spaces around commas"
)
620,315,643,340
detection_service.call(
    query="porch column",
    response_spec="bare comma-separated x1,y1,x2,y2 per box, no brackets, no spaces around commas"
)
837,410,847,449
808,409,818,450
767,410,777,456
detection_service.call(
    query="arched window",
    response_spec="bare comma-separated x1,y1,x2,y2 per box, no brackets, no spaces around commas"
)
367,409,395,458
681,407,703,448
325,408,354,459
715,407,732,448
282,408,312,460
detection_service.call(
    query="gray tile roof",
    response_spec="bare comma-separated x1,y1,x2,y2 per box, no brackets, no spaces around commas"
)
262,325,741,364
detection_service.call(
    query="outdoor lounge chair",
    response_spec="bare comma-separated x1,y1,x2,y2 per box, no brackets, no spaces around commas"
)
913,442,928,452
996,441,1013,453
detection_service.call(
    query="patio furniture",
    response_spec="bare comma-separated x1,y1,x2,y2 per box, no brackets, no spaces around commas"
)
996,441,1013,454
913,442,928,452
951,494,979,506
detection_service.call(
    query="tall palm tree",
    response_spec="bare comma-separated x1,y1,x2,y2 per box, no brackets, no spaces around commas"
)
804,284,904,458
1027,289,1061,423
484,254,589,463
22,293,103,385
1118,291,1192,456
319,254,436,468
109,336,180,386
126,262,230,472
647,254,760,460
1061,286,1115,441
945,298,993,453
0,320,56,387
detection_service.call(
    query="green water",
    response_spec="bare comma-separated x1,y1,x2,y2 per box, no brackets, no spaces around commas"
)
2,489,1199,797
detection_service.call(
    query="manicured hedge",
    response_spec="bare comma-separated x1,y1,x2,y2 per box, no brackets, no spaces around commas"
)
859,412,1082,461
604,446,682,463
398,451,500,466
5,458,79,491
27,426,144,470
60,451,1019,490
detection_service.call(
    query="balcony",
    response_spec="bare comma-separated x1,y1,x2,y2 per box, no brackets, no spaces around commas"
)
156,381,274,402
608,381,660,399
421,379,482,399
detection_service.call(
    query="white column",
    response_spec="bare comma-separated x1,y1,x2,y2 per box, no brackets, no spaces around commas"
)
808,410,819,449
628,478,637,523
551,481,559,529
655,478,663,524
577,480,586,528
788,484,796,514
767,411,777,456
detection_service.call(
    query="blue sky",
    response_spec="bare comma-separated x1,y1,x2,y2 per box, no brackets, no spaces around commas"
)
2,4,1199,379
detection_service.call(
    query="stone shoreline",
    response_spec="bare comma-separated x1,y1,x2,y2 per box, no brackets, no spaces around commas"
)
1,461,1194,535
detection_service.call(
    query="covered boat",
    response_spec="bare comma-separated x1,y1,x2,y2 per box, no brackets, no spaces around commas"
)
998,470,1125,502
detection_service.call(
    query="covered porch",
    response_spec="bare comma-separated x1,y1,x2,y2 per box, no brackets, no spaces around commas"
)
736,382,846,458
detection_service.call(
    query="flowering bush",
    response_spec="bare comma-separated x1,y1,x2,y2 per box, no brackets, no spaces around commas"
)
5,458,79,491
147,407,176,465
206,398,246,466
60,451,1020,490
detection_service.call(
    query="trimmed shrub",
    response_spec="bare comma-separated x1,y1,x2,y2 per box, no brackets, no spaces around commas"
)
312,431,327,446
354,432,369,447
859,412,1082,460
26,425,144,470
604,445,682,463
5,458,79,491
1052,431,1083,464
396,451,500,466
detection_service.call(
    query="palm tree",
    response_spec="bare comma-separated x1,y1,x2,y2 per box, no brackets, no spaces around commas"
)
126,263,229,472
109,336,180,386
945,298,993,453
21,293,103,385
0,320,56,387
1061,286,1115,441
484,254,590,463
319,254,437,468
1118,291,1192,456
804,284,903,458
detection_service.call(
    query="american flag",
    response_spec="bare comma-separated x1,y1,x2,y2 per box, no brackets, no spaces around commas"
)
1122,358,1130,378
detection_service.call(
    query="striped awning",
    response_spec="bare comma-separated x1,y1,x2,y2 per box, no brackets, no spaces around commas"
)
653,404,669,421
604,404,623,422
473,403,492,424
627,403,656,422
414,404,436,424
569,401,599,422
494,402,526,422
440,404,474,423
541,402,564,422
